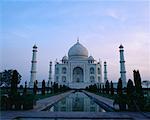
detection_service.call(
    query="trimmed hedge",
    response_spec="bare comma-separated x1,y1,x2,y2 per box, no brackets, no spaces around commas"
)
0,94,35,110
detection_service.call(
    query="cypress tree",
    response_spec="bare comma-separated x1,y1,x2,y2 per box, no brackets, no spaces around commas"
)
105,80,109,94
133,70,144,110
23,81,27,95
93,84,97,92
127,79,135,111
133,70,143,96
116,78,126,110
117,78,122,95
42,80,45,95
53,82,59,93
99,84,101,93
102,85,105,94
33,80,38,95
110,81,114,95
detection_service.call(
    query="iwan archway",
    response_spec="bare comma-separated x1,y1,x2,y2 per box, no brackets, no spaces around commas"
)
73,67,84,83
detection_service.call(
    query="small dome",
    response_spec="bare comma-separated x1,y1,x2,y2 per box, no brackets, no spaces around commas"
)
88,56,94,61
68,41,88,59
62,55,68,61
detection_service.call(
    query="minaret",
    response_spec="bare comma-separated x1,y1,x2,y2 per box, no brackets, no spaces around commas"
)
48,61,52,87
99,59,102,83
29,45,38,88
104,61,108,83
119,44,126,87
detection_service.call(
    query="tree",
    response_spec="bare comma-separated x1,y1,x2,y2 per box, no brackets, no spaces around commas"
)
50,82,53,93
99,84,101,93
33,80,38,95
11,70,21,95
46,81,50,93
127,79,136,111
0,70,11,86
19,85,23,89
42,80,46,95
110,81,114,95
23,81,27,95
0,70,21,87
133,70,143,96
53,82,59,93
105,80,109,94
93,84,97,92
133,70,144,110
117,78,122,95
102,85,105,93
115,78,126,111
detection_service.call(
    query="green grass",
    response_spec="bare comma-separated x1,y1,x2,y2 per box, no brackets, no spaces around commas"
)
34,91,68,101
87,91,116,100
96,92,117,100
0,88,69,101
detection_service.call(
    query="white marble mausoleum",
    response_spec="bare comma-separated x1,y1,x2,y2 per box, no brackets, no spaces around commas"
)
54,40,102,89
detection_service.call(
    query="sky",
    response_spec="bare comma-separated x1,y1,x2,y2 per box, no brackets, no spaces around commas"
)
1,0,150,85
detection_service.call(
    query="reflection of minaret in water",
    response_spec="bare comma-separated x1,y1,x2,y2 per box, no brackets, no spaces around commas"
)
48,61,52,87
29,45,37,88
119,44,126,88
104,61,108,83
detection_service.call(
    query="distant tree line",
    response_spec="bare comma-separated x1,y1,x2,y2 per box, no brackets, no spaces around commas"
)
85,80,114,95
33,80,70,95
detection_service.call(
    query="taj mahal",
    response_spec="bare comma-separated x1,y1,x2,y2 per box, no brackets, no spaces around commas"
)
29,39,126,89
54,40,102,89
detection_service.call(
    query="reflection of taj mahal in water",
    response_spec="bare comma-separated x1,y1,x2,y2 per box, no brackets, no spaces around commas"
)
49,92,105,112
54,40,102,89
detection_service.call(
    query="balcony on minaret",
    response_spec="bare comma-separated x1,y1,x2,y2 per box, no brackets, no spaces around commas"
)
119,44,124,51
33,45,38,52
33,44,37,49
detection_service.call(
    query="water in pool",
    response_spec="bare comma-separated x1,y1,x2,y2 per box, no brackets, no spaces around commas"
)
43,91,106,112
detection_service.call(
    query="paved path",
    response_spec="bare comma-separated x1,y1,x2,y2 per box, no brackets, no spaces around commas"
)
83,90,119,110
31,90,74,111
1,111,150,120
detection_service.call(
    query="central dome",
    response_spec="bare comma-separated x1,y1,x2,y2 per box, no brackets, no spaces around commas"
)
68,41,88,59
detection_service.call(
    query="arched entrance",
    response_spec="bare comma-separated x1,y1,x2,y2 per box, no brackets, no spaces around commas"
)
73,67,83,83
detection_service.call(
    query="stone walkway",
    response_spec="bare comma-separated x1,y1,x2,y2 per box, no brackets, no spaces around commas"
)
31,90,74,111
83,90,119,110
1,111,150,120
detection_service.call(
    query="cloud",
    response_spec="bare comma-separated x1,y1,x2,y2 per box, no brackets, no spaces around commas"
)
106,9,127,22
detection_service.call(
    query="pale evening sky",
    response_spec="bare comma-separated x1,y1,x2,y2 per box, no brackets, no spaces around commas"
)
1,0,150,85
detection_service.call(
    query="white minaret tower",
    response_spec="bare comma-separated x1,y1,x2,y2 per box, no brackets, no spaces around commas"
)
119,44,126,88
104,61,108,83
48,61,52,87
29,45,38,88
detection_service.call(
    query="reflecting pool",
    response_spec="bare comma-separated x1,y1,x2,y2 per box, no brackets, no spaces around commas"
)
43,91,106,112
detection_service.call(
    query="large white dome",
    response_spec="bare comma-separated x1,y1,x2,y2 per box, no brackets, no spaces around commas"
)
68,41,88,59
